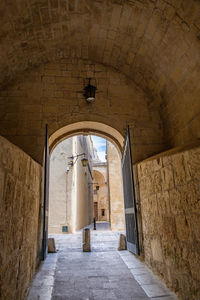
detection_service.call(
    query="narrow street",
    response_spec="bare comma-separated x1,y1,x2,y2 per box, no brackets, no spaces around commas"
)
28,224,177,300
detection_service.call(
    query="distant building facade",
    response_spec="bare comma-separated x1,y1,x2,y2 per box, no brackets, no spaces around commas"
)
93,163,109,222
48,135,94,233
48,135,125,234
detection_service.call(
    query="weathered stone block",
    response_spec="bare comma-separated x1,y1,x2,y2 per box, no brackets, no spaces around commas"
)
161,165,174,191
82,228,91,252
172,154,188,186
151,239,163,262
187,148,200,179
162,216,176,240
118,234,127,250
152,157,163,171
189,215,200,241
157,191,171,215
152,170,162,193
176,215,192,242
148,194,158,215
169,188,182,214
48,238,56,253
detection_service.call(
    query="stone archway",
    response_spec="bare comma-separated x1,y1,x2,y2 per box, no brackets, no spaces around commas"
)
48,121,126,232
0,2,200,299
49,121,124,155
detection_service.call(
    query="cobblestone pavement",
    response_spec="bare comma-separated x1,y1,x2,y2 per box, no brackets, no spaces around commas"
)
27,224,177,300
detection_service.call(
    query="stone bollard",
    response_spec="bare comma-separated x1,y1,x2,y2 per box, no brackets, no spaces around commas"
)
118,234,127,251
82,228,91,252
48,238,56,253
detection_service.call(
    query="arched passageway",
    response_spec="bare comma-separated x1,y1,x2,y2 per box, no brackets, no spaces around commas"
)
44,123,139,256
47,124,126,235
0,1,200,299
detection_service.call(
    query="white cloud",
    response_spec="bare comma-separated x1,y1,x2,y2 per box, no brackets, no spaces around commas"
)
91,135,106,162
98,151,106,162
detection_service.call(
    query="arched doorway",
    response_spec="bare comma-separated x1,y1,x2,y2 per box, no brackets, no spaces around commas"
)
42,121,140,258
47,126,126,234
49,121,124,155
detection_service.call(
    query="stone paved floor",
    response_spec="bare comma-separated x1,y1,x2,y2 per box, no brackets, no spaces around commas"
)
27,224,177,300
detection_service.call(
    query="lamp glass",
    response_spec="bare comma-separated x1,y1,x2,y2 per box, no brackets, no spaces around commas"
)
81,158,88,167
84,82,96,102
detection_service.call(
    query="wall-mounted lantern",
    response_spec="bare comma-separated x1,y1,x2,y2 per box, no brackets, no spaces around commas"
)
83,78,97,103
81,157,88,167
68,153,88,167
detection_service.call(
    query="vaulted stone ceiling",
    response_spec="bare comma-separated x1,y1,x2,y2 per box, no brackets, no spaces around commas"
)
1,0,200,106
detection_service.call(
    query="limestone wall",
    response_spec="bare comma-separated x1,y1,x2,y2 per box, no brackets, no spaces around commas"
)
107,142,125,231
137,145,200,300
0,136,41,300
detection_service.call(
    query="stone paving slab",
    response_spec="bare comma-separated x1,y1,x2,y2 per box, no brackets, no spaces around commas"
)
119,252,177,300
27,253,58,300
27,228,178,300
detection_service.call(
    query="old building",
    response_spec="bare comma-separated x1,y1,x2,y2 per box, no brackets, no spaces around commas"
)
49,135,94,234
0,1,200,299
48,136,125,232
92,141,126,231
92,139,126,230
93,160,109,223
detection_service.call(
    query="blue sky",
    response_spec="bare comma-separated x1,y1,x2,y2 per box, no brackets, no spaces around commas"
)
91,135,106,162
